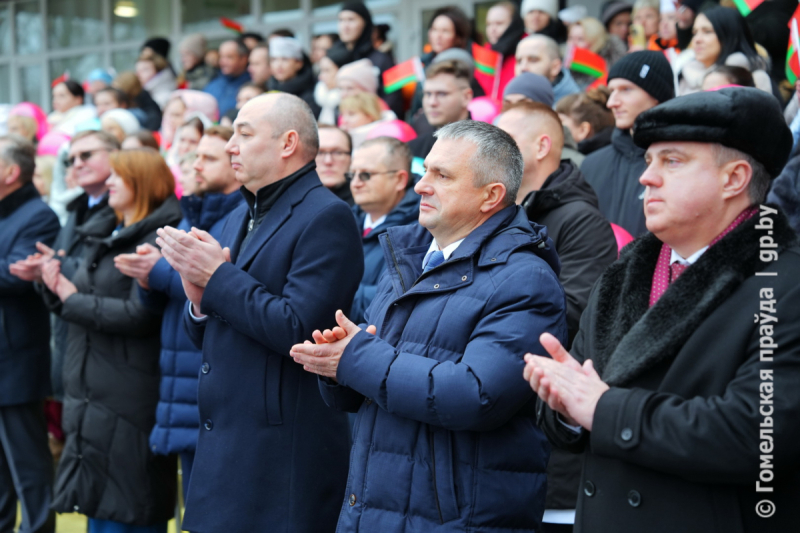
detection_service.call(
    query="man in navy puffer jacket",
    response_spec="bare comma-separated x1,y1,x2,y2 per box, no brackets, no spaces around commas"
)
292,120,567,533
114,126,242,499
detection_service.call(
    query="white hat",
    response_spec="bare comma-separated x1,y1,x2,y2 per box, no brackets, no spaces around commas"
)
660,0,676,13
269,36,304,60
521,0,559,20
101,109,140,136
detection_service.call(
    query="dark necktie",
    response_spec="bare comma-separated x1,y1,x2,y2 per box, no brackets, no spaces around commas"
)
423,250,445,273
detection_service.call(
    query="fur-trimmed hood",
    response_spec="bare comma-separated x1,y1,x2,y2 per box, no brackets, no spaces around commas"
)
588,205,797,387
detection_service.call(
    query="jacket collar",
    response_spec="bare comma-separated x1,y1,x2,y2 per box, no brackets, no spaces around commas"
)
180,189,244,231
231,164,322,269
0,182,40,218
522,160,599,217
589,205,797,387
611,128,646,159
380,205,559,298
353,187,420,240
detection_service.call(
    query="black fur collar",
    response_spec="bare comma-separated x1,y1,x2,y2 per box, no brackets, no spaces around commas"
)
591,205,797,387
0,182,40,218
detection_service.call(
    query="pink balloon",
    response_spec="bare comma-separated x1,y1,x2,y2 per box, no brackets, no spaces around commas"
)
365,119,418,143
37,131,71,157
468,97,502,124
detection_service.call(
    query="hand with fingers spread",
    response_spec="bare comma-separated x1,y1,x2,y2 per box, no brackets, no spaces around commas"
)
523,332,609,431
289,310,376,381
113,243,162,289
156,226,231,288
41,257,78,302
9,241,62,282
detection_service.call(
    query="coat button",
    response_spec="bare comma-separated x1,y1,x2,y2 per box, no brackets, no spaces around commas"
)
461,275,467,281
584,480,596,497
74,505,80,512
621,428,633,441
152,444,157,451
365,398,372,406
201,362,210,374
628,490,642,507
204,419,213,431
348,494,357,506
78,454,83,460
433,284,440,289
490,257,497,261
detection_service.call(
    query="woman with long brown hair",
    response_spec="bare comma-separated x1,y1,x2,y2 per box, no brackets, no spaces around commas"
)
41,148,182,533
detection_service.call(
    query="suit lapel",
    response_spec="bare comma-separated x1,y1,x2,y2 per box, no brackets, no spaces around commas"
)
233,172,320,271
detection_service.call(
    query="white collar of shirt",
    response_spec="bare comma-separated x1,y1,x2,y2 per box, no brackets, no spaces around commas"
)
87,194,104,208
423,238,465,269
670,246,708,266
363,214,387,232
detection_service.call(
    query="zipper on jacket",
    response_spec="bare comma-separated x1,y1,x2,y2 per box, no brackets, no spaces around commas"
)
429,430,444,524
384,233,407,293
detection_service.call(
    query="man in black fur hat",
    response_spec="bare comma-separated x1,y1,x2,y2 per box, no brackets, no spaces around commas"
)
525,87,800,533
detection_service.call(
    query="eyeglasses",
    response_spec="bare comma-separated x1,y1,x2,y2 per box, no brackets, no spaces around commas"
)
65,148,110,168
344,170,400,182
317,149,351,161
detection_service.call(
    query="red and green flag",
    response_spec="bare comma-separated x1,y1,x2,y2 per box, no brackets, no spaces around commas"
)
565,46,607,79
732,0,764,17
383,57,423,94
51,72,69,88
220,17,244,33
788,19,800,84
472,43,501,77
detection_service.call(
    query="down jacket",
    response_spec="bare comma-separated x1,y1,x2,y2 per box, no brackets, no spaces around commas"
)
49,196,182,525
146,191,243,455
320,205,568,533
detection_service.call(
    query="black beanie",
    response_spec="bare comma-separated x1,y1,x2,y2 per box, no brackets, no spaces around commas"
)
340,2,373,27
633,87,792,178
608,51,675,104
142,37,171,59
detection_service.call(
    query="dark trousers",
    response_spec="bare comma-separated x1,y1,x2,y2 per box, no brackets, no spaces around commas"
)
0,402,55,533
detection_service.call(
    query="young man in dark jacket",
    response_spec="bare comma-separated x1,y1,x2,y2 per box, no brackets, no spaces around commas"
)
114,126,243,502
498,100,618,533
349,136,420,324
292,120,567,533
581,51,674,238
0,135,60,533
527,88,800,533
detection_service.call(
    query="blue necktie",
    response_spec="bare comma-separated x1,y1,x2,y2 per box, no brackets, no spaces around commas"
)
423,250,445,273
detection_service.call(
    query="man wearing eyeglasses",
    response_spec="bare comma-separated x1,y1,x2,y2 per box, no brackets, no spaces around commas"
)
348,136,419,325
10,130,119,459
317,125,354,206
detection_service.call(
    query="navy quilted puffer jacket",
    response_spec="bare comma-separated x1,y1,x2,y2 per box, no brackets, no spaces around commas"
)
146,191,243,454
320,205,568,533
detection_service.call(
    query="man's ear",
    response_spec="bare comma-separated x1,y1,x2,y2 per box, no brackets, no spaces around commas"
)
1,161,21,186
720,159,752,201
480,182,508,213
395,170,410,192
281,130,301,159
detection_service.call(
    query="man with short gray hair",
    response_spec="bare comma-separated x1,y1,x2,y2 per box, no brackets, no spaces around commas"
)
157,92,363,533
0,135,60,533
291,120,567,532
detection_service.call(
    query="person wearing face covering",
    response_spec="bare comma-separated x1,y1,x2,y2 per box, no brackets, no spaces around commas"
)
267,37,322,118
328,2,402,118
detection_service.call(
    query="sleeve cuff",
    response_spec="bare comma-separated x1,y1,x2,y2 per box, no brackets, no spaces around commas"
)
187,300,209,322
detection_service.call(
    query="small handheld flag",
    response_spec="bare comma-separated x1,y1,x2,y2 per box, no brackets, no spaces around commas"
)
382,58,424,94
220,17,244,34
732,0,764,17
787,19,800,85
565,46,608,79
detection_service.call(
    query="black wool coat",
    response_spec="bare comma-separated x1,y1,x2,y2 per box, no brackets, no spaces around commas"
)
48,196,182,525
539,206,800,533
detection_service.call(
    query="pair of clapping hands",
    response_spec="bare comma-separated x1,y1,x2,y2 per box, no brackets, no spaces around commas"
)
9,242,76,302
